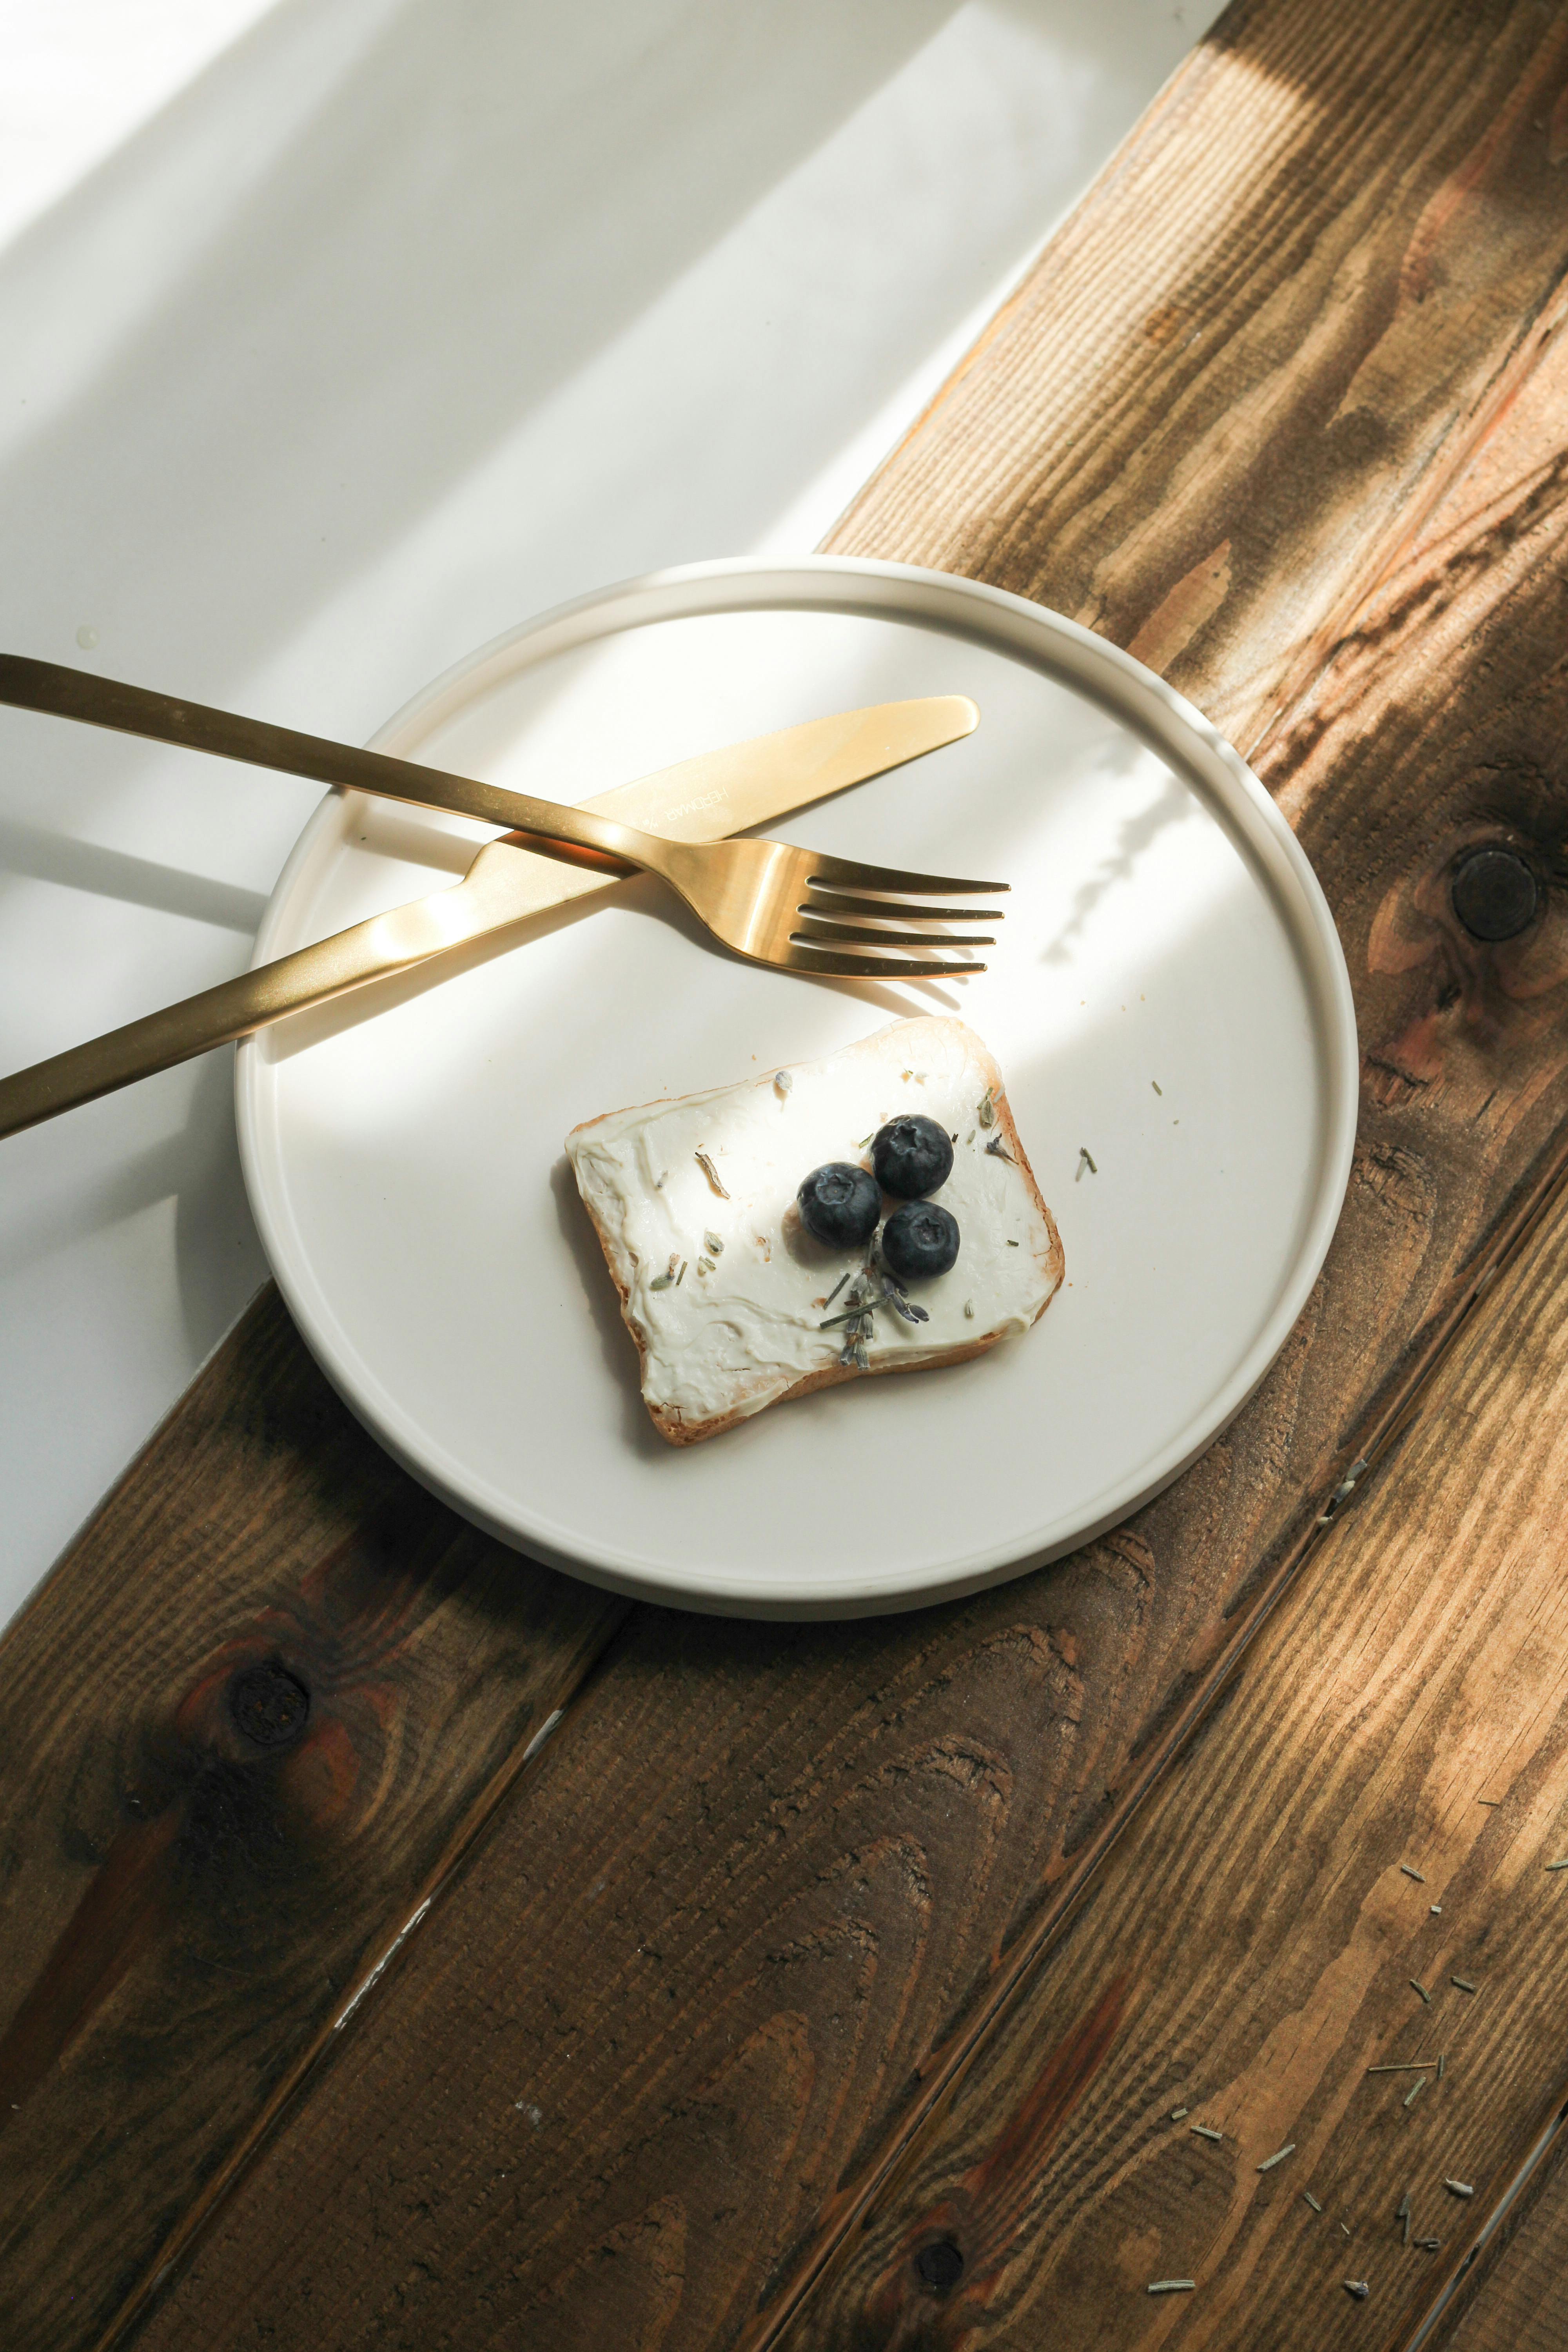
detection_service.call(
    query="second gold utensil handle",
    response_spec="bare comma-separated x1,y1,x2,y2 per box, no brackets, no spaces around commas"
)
0,885,504,1138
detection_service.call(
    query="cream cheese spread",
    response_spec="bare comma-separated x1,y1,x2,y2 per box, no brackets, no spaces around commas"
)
566,1018,1060,1437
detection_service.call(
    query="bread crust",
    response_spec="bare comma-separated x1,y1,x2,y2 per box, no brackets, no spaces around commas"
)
571,1032,1064,1445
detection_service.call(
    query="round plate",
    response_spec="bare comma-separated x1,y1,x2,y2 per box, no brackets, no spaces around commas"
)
238,558,1357,1617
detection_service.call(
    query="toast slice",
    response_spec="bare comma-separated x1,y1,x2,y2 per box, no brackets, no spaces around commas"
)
565,1016,1063,1445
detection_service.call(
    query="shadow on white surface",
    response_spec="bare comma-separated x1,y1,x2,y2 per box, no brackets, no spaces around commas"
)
0,809,269,930
0,0,1218,1621
2,0,960,686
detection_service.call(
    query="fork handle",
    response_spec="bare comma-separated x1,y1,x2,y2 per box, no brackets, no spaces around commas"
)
0,655,646,873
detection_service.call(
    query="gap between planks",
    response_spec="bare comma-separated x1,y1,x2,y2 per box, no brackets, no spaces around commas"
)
104,1631,626,2352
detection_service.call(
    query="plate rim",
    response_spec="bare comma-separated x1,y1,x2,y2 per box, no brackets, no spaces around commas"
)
237,554,1359,1618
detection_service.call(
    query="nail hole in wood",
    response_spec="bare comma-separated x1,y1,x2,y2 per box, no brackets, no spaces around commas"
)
227,1657,311,1749
915,2238,964,2292
1451,847,1538,941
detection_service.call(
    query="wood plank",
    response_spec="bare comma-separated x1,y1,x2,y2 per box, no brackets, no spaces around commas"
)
0,1287,626,2352
113,8,1568,2346
767,174,1568,2350
769,1053,1568,2352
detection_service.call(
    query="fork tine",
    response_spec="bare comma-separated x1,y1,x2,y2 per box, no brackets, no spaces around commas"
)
799,893,1006,922
802,853,1009,897
793,919,996,950
782,944,987,979
802,884,1004,930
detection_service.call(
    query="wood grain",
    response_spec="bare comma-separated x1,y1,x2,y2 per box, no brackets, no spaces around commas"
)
773,1068,1568,2352
836,0,1568,758
0,1288,625,2352
116,9,1568,2345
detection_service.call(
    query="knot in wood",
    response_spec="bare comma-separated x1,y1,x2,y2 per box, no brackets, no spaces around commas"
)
227,1657,311,1749
915,2238,964,2292
1450,847,1537,942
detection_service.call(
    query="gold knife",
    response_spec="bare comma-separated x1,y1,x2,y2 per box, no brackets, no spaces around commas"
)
0,694,978,1138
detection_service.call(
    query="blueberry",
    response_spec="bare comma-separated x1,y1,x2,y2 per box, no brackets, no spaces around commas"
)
872,1114,954,1200
797,1161,881,1248
882,1200,960,1281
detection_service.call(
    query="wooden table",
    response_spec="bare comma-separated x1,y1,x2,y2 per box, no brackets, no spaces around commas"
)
7,3,1568,2345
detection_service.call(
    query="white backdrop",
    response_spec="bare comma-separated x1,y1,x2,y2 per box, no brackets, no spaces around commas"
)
0,0,1217,1625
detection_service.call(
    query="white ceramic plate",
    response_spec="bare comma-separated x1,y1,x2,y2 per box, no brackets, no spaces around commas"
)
238,558,1357,1617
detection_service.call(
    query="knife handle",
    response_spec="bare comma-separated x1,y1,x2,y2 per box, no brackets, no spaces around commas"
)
0,864,527,1140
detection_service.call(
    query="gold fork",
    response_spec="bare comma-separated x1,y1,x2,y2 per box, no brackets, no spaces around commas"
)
0,680,987,1137
0,656,1005,980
